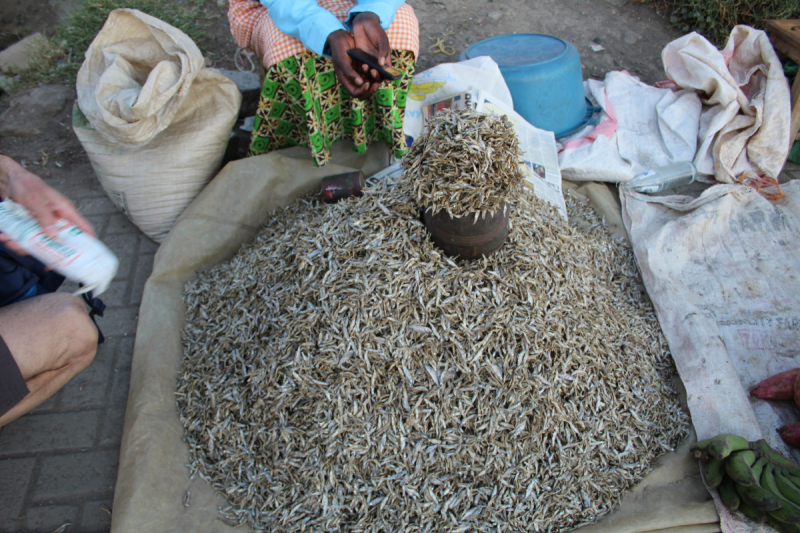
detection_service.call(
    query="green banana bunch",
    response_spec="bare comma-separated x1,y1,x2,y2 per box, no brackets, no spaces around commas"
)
693,435,800,529
725,450,758,485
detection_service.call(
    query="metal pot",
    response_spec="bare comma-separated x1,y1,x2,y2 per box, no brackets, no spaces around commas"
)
423,204,509,260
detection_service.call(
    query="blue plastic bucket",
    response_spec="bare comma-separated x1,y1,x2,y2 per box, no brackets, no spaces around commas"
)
462,34,591,138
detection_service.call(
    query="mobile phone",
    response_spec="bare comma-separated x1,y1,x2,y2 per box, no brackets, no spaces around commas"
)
346,48,402,81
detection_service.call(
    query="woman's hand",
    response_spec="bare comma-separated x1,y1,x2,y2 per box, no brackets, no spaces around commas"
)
327,30,379,101
352,12,392,80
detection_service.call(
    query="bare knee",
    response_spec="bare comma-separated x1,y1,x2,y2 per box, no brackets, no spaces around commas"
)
57,295,98,369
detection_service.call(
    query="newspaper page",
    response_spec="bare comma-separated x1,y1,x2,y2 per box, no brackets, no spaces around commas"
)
478,94,568,219
421,90,568,219
421,91,475,122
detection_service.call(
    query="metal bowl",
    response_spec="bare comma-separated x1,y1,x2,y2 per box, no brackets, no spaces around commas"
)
423,204,509,260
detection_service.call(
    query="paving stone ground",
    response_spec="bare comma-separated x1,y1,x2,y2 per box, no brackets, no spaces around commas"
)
0,175,157,533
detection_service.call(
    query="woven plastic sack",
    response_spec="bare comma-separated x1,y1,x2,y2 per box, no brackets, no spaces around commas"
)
74,9,241,242
662,26,791,182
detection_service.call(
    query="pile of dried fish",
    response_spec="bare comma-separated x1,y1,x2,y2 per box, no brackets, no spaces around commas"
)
178,174,688,532
404,109,523,219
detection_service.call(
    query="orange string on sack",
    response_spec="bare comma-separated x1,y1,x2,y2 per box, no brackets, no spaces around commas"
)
736,171,785,203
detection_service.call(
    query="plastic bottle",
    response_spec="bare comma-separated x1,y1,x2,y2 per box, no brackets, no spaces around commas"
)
623,162,697,194
0,199,119,296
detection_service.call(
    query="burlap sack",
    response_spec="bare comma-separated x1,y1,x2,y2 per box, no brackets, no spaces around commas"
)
74,9,241,243
111,152,719,532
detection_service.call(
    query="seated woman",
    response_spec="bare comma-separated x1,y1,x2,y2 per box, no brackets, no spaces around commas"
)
228,0,420,166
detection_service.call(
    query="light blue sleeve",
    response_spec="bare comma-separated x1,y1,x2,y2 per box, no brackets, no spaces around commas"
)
259,0,347,56
346,0,406,30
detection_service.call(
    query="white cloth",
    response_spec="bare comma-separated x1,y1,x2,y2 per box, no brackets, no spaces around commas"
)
662,25,791,183
559,26,791,184
559,73,702,182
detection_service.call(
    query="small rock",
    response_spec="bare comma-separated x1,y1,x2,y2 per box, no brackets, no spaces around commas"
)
0,85,75,137
0,74,13,94
0,33,48,74
593,37,602,44
623,30,642,45
487,11,502,21
217,69,261,92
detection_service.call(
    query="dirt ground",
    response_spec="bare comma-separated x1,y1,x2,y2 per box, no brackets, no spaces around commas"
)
0,0,682,93
0,0,682,179
411,0,680,82
0,0,682,77
196,0,680,83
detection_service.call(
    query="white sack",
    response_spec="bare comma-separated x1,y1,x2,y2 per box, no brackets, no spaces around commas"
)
610,72,702,171
663,26,791,182
558,72,702,183
622,182,800,533
558,78,634,184
74,9,241,242
403,56,513,142
558,132,634,182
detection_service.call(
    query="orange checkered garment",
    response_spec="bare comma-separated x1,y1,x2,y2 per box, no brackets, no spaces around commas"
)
228,0,419,69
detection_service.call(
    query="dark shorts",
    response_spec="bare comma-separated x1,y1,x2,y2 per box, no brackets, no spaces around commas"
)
0,334,29,417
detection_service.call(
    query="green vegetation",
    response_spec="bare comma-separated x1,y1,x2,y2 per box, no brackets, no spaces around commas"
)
13,0,207,91
656,0,800,45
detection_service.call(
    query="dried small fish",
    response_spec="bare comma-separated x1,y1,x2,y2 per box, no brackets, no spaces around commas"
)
403,109,523,219
177,164,688,533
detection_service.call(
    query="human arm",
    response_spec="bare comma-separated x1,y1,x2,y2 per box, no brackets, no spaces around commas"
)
347,0,406,31
258,0,379,99
0,155,95,251
326,30,379,100
259,0,348,56
350,11,392,80
0,158,7,202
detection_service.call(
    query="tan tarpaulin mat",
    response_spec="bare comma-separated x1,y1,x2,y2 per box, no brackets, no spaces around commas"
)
111,147,720,533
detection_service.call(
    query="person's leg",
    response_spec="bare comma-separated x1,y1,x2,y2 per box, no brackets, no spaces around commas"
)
0,292,97,427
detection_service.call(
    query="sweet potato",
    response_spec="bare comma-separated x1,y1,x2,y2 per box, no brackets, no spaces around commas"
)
778,422,800,448
750,368,800,400
795,373,800,410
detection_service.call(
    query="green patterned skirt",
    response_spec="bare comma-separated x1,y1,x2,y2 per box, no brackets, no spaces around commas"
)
249,49,416,167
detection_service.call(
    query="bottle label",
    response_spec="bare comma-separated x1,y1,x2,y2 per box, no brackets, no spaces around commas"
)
0,202,83,268
0,201,40,240
31,226,83,267
0,199,119,295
